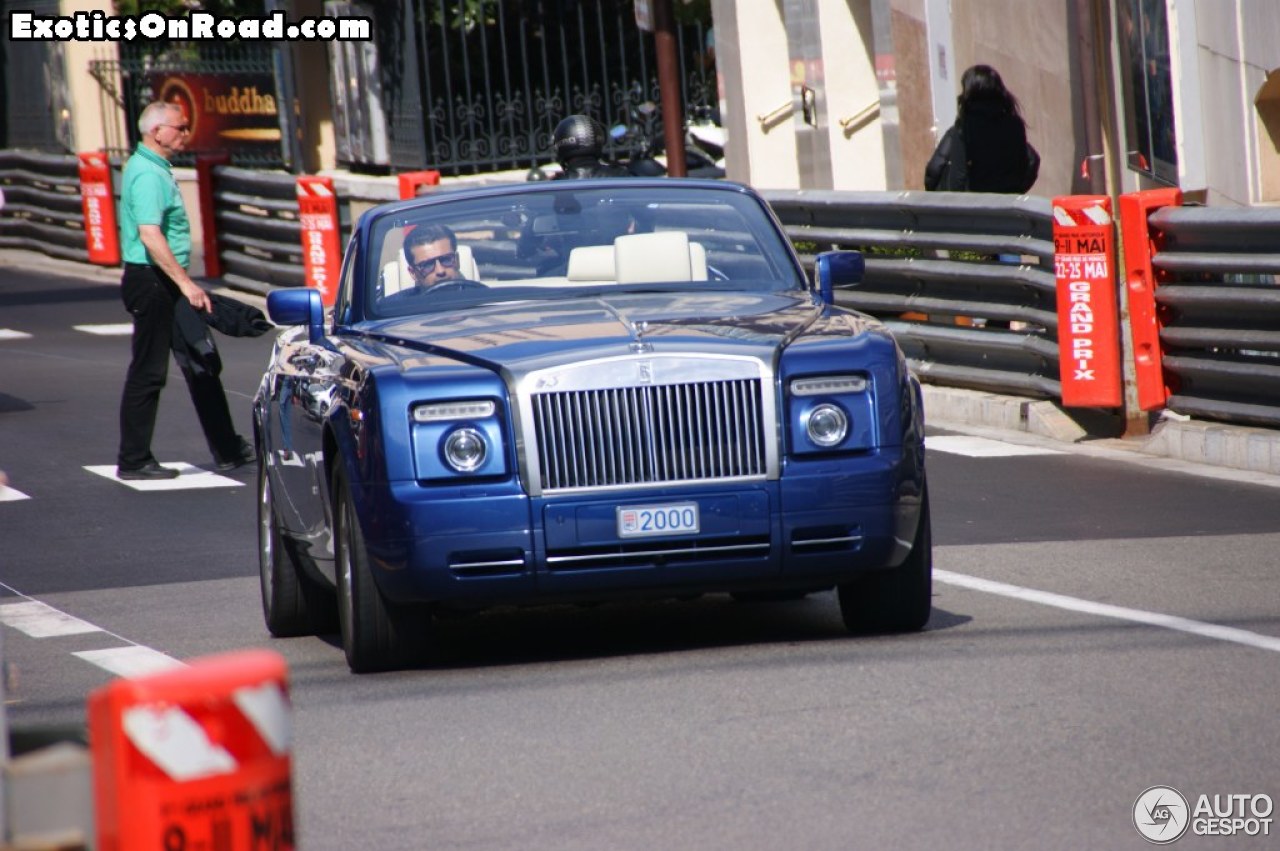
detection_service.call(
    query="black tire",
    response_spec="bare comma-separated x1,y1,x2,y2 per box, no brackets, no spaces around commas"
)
837,485,932,634
258,461,336,637
332,467,431,673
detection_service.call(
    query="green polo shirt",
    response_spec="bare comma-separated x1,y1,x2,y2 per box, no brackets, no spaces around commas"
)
119,144,191,268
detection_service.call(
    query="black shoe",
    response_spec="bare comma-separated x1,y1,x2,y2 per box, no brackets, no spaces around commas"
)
214,439,257,472
117,462,180,481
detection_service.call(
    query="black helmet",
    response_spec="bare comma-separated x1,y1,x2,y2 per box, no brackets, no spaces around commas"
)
552,114,606,166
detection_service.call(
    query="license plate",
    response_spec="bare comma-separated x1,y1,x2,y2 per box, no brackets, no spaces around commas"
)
617,502,700,538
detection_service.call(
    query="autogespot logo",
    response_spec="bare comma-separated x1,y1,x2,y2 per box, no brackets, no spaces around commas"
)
1134,786,1190,844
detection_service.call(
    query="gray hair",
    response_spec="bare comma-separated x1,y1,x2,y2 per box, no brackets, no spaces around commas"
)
137,101,181,136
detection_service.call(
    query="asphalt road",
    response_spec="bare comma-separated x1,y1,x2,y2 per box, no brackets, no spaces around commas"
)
1,265,1278,850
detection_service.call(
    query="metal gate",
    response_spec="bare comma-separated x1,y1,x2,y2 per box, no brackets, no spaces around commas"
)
330,0,715,174
1,0,72,152
88,40,289,169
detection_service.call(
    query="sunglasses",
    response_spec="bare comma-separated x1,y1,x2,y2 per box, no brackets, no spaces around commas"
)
162,124,191,133
409,251,458,275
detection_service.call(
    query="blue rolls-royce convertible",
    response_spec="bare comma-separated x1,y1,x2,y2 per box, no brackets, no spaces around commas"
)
254,179,930,672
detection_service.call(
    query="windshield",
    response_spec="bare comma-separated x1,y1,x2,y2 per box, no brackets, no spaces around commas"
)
363,183,805,320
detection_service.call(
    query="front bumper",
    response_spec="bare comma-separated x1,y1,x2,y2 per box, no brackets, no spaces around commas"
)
365,447,923,606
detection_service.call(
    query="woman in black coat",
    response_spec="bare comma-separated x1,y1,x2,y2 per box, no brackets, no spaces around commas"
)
925,64,1039,193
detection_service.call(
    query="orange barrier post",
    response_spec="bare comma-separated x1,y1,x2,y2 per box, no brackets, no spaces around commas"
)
1118,188,1183,411
1051,195,1122,407
296,176,341,307
398,169,441,199
77,152,121,266
195,153,231,279
88,649,294,851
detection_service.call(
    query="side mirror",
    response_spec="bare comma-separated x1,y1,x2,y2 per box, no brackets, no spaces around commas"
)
267,288,326,345
813,250,865,306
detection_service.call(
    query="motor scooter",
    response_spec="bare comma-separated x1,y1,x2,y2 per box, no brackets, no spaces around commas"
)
609,101,726,178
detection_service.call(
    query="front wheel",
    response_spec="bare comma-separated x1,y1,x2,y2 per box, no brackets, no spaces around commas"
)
837,485,932,634
332,467,432,672
258,460,336,637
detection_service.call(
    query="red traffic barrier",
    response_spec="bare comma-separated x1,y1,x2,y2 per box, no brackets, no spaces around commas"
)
195,153,231,279
88,649,295,851
296,176,341,307
77,152,121,266
1052,195,1122,407
398,169,441,199
1118,188,1183,411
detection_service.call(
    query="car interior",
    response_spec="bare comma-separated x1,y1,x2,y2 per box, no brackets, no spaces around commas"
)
368,188,795,317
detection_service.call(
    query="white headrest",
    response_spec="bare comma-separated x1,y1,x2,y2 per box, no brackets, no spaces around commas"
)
688,241,707,281
614,231,693,283
454,244,480,280
566,245,616,281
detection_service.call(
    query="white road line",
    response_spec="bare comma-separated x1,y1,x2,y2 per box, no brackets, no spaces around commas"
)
84,463,245,490
928,435,1064,457
75,647,186,678
935,569,1280,654
0,329,33,340
73,323,134,336
0,485,31,502
0,600,102,637
0,586,186,677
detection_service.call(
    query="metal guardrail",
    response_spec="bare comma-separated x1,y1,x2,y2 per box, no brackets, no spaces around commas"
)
4,152,1279,433
0,151,93,263
762,190,1058,399
1146,204,1280,428
209,166,309,295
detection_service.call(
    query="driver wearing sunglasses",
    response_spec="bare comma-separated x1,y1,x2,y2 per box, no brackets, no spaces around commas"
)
404,223,461,288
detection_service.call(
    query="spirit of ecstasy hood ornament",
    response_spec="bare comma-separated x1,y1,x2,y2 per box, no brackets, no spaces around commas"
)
628,320,653,353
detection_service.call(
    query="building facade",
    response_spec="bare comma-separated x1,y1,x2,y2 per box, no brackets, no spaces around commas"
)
3,1,1279,205
709,0,1280,206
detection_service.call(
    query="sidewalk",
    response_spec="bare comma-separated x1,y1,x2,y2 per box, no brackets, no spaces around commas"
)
923,385,1280,481
5,248,1280,481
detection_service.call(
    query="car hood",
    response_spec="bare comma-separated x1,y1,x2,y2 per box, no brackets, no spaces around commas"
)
357,290,865,373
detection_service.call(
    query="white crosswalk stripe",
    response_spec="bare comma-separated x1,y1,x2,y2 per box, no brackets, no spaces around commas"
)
928,435,1064,457
84,464,246,490
73,323,133,336
0,600,101,637
0,329,33,340
0,485,31,502
75,646,186,678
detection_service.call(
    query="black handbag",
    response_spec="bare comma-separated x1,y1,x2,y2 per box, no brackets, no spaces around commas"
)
924,127,969,191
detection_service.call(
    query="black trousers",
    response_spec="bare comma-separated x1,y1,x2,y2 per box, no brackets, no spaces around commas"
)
117,264,242,468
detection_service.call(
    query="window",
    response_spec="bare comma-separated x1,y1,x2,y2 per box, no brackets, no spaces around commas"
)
1118,0,1178,184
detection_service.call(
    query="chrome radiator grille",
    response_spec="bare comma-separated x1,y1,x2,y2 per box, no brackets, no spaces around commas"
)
531,378,767,492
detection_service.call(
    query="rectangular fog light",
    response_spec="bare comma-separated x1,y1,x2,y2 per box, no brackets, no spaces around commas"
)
413,400,496,422
790,376,867,396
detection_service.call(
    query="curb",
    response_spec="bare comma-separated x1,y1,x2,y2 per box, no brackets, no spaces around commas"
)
0,249,260,306
0,249,121,284
920,385,1087,444
1134,416,1280,477
922,385,1280,478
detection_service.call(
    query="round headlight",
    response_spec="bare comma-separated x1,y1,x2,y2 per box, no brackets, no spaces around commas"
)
443,427,487,472
806,403,849,447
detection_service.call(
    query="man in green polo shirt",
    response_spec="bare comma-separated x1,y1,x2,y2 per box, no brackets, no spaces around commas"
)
116,100,254,480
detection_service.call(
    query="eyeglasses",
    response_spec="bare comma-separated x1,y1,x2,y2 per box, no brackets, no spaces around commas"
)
409,251,458,275
162,124,191,133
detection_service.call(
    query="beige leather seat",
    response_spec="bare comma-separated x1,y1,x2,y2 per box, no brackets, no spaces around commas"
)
566,244,616,282
614,231,707,283
381,244,480,296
